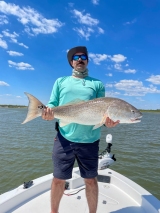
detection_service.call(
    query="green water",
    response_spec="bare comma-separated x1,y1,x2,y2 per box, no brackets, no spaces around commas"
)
0,108,160,200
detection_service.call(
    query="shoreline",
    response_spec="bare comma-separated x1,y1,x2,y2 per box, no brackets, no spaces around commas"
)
0,105,27,108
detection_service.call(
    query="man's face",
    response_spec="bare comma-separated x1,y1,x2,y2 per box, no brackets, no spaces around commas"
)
70,52,88,72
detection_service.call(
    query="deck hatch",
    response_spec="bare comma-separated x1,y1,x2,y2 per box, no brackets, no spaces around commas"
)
97,175,111,183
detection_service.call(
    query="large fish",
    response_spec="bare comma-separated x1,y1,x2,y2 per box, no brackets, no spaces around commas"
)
22,92,142,129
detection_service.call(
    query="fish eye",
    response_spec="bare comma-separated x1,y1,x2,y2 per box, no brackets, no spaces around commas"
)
131,110,135,113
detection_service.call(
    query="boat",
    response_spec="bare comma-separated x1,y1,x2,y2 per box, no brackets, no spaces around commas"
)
0,134,160,213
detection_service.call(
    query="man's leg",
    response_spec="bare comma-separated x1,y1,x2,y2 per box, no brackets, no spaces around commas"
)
50,177,65,213
84,177,98,213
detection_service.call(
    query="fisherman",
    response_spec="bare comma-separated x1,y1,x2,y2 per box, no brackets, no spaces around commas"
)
42,46,119,213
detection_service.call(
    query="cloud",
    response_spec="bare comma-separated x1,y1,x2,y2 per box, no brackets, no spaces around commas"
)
114,80,160,96
91,0,99,5
106,73,113,77
114,63,122,70
0,37,8,49
98,27,104,34
8,60,34,70
0,1,63,35
89,53,108,65
110,54,127,63
0,14,8,24
71,9,103,40
124,69,136,74
68,3,74,7
7,50,24,56
124,19,137,25
105,91,120,97
0,81,9,86
72,9,99,26
146,75,160,85
106,83,113,88
73,27,94,40
2,30,19,38
10,38,28,49
2,29,28,48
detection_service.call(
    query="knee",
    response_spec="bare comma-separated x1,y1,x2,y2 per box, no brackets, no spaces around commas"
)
84,178,97,186
52,177,65,185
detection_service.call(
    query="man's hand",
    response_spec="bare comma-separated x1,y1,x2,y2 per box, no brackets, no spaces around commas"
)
42,107,54,121
105,117,119,128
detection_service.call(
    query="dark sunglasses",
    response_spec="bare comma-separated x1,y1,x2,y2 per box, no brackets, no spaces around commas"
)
72,54,87,61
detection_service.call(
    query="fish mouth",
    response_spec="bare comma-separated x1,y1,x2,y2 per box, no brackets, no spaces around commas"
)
131,116,142,122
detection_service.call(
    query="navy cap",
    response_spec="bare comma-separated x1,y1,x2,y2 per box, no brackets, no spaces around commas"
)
67,46,88,67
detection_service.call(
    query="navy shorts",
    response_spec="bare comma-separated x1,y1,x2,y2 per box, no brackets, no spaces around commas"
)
52,132,99,179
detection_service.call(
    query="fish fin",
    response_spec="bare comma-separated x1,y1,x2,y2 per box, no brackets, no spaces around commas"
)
59,120,71,127
92,123,103,130
22,92,46,124
92,114,108,130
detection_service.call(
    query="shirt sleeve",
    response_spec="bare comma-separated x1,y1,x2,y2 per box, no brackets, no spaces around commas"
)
96,82,105,98
47,79,59,108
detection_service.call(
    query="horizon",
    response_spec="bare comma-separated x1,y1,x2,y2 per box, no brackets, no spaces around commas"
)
0,0,160,109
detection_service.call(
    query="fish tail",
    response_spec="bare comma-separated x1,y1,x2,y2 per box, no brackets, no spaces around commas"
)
22,92,46,124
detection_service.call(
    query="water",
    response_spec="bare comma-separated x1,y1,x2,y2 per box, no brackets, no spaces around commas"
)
0,108,160,200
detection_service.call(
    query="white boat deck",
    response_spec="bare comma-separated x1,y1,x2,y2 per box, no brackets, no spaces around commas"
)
12,183,145,213
1,168,160,213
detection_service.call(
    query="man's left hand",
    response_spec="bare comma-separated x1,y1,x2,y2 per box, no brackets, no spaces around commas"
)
105,117,120,128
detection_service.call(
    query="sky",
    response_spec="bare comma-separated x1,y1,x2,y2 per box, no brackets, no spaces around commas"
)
0,0,160,109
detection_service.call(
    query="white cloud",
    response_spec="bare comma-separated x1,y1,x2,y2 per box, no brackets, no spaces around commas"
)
2,30,28,48
106,83,113,88
124,19,137,25
72,9,99,26
91,0,99,5
106,73,113,77
110,54,127,63
71,9,103,40
114,63,122,70
124,69,136,74
68,3,74,7
10,38,28,49
136,97,145,102
89,53,108,65
98,27,104,34
0,81,9,86
2,30,19,38
0,1,63,35
0,37,8,49
114,80,160,96
73,27,94,40
0,14,8,24
8,60,34,70
146,75,160,85
7,50,24,56
105,91,120,97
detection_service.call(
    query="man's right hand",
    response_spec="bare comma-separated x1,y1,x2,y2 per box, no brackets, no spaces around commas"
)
42,107,54,120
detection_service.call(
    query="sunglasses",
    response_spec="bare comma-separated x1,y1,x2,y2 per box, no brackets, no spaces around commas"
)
72,54,87,61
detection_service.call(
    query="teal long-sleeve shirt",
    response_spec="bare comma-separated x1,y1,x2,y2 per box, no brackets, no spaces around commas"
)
47,76,105,143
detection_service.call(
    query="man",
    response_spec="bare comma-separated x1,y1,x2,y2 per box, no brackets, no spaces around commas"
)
42,46,119,213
